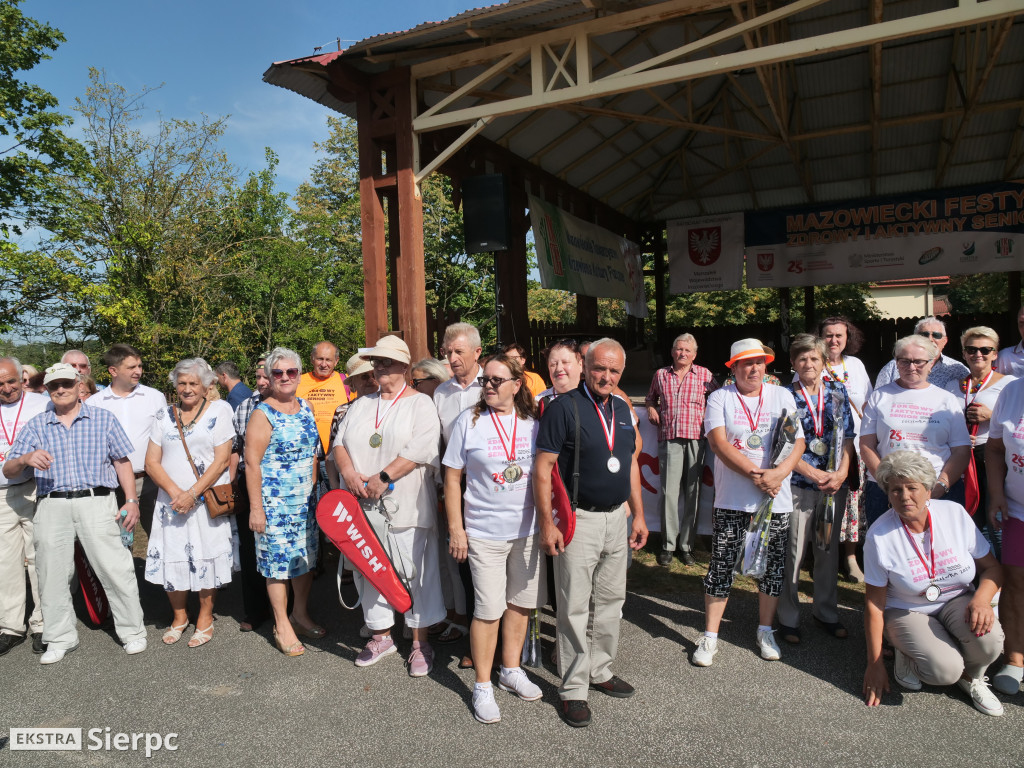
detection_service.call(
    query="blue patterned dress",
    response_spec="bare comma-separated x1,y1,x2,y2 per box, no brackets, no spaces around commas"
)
254,401,320,579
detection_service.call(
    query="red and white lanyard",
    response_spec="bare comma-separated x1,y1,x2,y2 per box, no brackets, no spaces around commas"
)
374,383,408,430
798,382,825,438
900,509,936,582
736,387,764,434
963,370,993,408
0,396,25,447
488,407,518,463
583,384,615,454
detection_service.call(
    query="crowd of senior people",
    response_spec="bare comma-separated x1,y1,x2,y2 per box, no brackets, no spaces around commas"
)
2,311,1024,727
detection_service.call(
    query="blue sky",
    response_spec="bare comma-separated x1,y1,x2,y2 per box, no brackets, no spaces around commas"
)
25,0,471,193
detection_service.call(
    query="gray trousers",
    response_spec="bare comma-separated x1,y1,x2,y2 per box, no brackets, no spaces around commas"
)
0,481,42,636
659,438,704,552
35,494,146,650
555,506,628,701
777,485,847,627
885,592,1004,683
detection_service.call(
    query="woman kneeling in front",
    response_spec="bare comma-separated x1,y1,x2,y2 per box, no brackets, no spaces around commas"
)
863,451,1004,716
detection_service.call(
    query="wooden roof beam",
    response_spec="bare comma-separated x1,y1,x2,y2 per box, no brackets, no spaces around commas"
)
869,0,883,196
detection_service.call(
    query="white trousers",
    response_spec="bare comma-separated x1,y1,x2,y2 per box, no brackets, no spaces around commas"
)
34,494,146,650
356,525,446,632
0,481,42,636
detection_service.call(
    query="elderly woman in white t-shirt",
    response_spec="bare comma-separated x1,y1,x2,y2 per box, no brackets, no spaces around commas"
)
693,339,805,668
860,334,971,528
444,354,545,725
863,451,1003,716
985,377,1024,695
944,326,1015,555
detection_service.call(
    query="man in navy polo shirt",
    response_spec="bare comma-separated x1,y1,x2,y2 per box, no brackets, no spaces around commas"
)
533,338,648,728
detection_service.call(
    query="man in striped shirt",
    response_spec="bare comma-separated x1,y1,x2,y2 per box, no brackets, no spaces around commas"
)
645,334,717,567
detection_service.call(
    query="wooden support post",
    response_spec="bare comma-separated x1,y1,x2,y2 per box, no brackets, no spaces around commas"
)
357,90,388,347
500,171,530,350
804,285,815,332
778,287,791,357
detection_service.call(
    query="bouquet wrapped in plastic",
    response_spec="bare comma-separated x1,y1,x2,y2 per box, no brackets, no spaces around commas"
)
739,409,800,578
813,387,846,552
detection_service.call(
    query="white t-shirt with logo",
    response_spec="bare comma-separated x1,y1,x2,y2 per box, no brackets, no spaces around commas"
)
704,383,803,513
864,500,988,615
987,377,1024,522
442,408,539,541
859,383,971,481
942,374,1016,445
0,392,50,486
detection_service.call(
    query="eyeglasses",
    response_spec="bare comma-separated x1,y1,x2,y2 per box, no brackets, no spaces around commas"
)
920,331,945,340
896,358,931,368
369,358,397,369
270,368,300,380
410,376,437,389
964,345,995,356
479,376,514,388
45,380,78,392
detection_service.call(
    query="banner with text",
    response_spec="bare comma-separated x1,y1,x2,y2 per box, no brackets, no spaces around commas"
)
529,195,645,305
667,212,745,293
745,183,1024,288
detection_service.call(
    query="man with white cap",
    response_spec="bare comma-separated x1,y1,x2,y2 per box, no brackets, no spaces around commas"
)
4,362,147,664
693,339,804,668
0,357,50,656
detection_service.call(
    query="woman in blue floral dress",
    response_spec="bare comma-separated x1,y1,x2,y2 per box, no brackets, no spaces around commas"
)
245,347,322,656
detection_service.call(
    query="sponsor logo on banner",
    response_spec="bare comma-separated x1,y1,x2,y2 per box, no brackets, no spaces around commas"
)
687,227,721,265
757,252,774,272
996,238,1014,257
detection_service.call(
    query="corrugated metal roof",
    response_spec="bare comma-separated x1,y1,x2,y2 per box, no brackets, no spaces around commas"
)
264,0,1024,222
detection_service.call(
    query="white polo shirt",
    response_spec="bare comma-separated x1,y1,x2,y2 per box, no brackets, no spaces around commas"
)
997,342,1024,377
87,384,168,473
433,369,483,444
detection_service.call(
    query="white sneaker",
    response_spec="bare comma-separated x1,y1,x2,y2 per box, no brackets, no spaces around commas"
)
957,677,1004,717
498,666,542,701
40,643,79,665
756,628,781,661
472,685,501,724
893,650,922,691
124,639,147,655
692,635,718,667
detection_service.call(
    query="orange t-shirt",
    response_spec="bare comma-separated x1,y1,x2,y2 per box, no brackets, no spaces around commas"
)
524,370,547,399
297,371,355,451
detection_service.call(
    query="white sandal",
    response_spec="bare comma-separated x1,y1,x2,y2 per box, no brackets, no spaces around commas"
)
188,623,214,648
162,621,189,645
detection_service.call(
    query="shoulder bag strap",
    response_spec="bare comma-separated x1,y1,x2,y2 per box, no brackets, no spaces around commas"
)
173,406,203,484
570,396,581,511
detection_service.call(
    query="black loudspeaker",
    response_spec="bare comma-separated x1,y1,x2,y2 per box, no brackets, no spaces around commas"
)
462,174,510,254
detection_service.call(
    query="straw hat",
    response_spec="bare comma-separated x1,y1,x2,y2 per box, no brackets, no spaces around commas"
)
724,338,775,368
346,353,373,378
359,335,411,365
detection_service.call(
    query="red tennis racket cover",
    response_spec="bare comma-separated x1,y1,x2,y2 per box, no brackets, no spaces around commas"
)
74,541,110,626
551,464,576,547
316,489,412,614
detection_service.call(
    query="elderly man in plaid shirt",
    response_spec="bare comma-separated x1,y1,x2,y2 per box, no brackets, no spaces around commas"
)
645,334,717,566
4,362,147,664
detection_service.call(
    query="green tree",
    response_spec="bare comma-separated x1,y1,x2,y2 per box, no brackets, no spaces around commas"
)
0,0,84,236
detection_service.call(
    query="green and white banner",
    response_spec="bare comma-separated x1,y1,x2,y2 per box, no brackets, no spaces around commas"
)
529,195,645,307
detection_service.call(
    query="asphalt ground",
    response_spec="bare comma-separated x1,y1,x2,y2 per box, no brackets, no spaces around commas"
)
1,552,1021,768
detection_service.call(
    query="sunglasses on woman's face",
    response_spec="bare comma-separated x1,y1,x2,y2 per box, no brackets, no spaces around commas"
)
271,368,300,380
964,346,995,356
411,376,437,389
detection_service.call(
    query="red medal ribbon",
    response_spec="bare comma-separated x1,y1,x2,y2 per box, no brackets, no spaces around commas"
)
582,384,615,455
736,387,764,436
0,395,25,448
900,508,936,582
374,382,408,431
488,407,518,463
798,381,825,438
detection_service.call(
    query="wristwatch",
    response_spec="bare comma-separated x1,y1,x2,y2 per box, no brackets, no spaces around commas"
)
379,471,392,485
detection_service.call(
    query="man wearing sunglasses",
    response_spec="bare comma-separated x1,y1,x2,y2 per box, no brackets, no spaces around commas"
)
874,316,968,389
997,305,1024,377
5,363,147,664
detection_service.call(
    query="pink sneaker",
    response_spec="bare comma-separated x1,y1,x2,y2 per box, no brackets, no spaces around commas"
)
354,634,397,667
407,641,434,677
